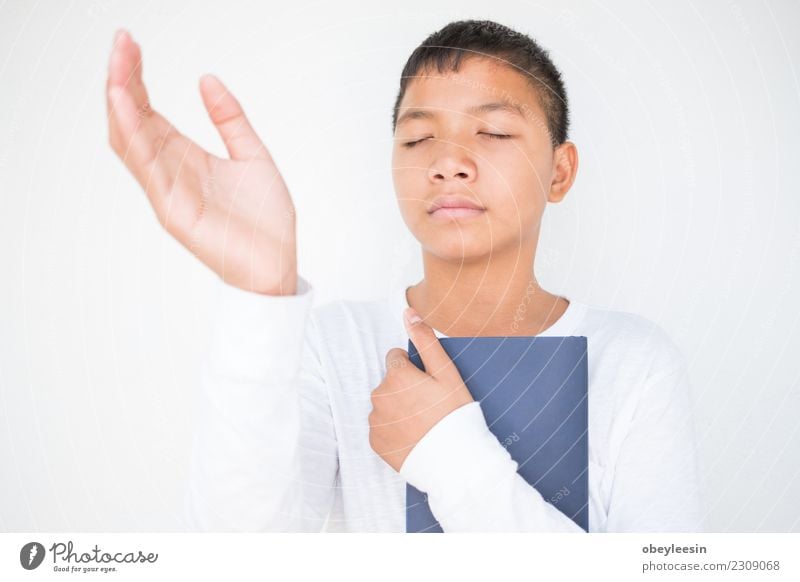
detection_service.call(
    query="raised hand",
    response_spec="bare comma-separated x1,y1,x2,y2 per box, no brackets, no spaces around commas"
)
106,29,298,295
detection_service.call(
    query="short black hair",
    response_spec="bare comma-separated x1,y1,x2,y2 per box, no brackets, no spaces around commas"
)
392,19,570,147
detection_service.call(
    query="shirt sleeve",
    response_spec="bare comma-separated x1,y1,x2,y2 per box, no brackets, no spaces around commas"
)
398,401,586,532
605,351,705,532
183,275,339,532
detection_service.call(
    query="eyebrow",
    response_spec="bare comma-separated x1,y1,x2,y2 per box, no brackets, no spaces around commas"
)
395,101,527,127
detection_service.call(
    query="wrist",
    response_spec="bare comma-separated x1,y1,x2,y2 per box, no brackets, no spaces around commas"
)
255,267,298,296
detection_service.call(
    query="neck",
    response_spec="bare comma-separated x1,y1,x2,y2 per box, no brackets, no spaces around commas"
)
406,241,569,337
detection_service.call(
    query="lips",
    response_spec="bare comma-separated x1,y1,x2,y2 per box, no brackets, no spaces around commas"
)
430,207,485,220
427,195,486,214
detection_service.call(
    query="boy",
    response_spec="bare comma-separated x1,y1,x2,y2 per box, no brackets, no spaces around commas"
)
107,20,704,532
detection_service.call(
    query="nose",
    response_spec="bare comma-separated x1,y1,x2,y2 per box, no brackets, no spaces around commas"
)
427,142,477,184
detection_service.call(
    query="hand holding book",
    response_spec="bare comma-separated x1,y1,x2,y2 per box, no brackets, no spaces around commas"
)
368,307,475,472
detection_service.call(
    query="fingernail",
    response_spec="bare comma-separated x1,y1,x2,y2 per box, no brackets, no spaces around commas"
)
404,307,422,325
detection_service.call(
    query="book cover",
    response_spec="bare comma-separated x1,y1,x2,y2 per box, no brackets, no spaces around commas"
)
406,336,589,532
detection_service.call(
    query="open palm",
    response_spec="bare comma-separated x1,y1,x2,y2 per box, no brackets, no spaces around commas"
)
106,30,297,295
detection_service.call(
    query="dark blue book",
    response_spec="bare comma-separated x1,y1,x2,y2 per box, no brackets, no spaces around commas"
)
406,336,589,532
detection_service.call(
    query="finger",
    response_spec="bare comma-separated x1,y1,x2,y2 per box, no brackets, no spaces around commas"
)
385,347,411,374
199,74,268,160
403,307,457,380
107,29,149,112
106,30,188,167
107,85,165,190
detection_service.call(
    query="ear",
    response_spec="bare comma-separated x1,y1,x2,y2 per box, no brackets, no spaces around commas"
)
547,141,578,203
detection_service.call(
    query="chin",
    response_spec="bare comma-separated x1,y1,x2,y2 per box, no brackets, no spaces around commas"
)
420,234,495,263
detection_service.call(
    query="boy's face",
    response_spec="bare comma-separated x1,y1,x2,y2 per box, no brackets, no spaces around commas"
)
392,56,575,262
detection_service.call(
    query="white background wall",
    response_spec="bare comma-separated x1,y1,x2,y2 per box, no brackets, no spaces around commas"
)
1,0,798,532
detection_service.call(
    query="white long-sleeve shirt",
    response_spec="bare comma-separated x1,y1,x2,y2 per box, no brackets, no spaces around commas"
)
184,275,705,533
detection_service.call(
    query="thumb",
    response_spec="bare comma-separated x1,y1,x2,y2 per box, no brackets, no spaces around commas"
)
403,307,456,380
199,74,268,160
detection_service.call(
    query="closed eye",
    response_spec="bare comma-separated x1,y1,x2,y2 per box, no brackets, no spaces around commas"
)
401,132,513,148
402,137,431,148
